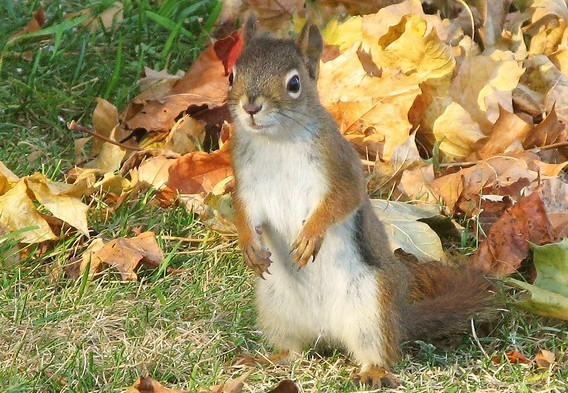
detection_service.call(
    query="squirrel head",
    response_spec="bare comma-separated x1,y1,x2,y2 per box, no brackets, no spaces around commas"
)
228,14,324,138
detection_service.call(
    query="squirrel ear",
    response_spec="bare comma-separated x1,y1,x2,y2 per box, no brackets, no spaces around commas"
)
242,13,257,45
296,22,323,80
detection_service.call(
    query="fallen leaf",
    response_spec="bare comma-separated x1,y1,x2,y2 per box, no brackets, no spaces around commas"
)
163,115,206,155
8,6,45,41
471,191,555,276
199,371,250,393
534,349,556,369
370,132,421,193
524,105,566,148
246,0,303,31
25,174,90,237
430,100,486,161
370,199,446,262
450,50,525,132
166,144,233,196
474,105,532,159
78,232,164,280
539,177,568,238
125,35,231,133
492,350,531,365
127,376,190,393
267,380,299,393
0,180,57,243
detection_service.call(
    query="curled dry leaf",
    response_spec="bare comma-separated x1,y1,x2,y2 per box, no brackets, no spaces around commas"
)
534,349,556,369
75,231,164,281
470,191,555,276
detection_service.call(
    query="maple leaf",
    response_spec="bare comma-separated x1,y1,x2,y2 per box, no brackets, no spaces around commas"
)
125,34,234,133
0,180,57,244
75,232,164,281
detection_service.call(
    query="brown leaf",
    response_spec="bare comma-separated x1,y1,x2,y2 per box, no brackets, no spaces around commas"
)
246,0,304,31
474,105,532,159
470,191,555,276
267,380,298,393
534,349,556,369
127,376,190,393
78,232,163,280
125,37,230,133
524,105,566,148
8,6,46,41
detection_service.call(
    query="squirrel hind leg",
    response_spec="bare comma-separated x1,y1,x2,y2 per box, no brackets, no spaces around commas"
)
351,365,400,388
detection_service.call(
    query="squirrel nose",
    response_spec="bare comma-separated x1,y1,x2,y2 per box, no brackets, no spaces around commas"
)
243,102,262,115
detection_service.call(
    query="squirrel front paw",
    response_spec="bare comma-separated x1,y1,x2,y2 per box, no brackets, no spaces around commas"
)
242,243,272,278
290,228,324,268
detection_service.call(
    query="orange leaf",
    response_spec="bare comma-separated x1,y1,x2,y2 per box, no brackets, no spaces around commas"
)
166,144,233,196
492,350,531,365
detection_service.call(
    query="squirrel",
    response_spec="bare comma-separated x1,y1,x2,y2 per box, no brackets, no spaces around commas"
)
228,15,493,388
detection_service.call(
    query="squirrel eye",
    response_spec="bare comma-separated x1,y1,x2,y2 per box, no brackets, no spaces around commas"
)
285,70,301,98
228,67,236,89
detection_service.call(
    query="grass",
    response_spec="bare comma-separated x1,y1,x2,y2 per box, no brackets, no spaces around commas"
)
0,0,567,392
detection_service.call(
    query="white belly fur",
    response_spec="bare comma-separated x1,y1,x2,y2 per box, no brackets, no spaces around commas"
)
236,135,385,365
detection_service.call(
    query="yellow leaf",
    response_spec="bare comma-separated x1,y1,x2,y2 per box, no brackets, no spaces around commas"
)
431,101,485,161
450,50,525,132
84,140,126,173
376,14,455,81
25,174,90,237
321,16,362,51
0,180,57,243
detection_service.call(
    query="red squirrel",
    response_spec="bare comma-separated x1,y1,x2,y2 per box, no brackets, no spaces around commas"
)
228,15,492,387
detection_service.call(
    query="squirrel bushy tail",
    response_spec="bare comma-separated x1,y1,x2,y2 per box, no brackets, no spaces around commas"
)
401,261,494,341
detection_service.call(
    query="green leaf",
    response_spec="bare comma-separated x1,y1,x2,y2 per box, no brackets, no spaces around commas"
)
506,238,568,320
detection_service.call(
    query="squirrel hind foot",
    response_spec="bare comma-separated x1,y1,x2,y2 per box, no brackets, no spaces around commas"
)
351,365,400,389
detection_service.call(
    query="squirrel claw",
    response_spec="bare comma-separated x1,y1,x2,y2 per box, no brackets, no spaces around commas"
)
351,366,400,388
290,233,323,268
242,244,272,276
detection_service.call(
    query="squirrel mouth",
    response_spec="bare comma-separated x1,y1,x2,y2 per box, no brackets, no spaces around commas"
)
247,116,270,130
